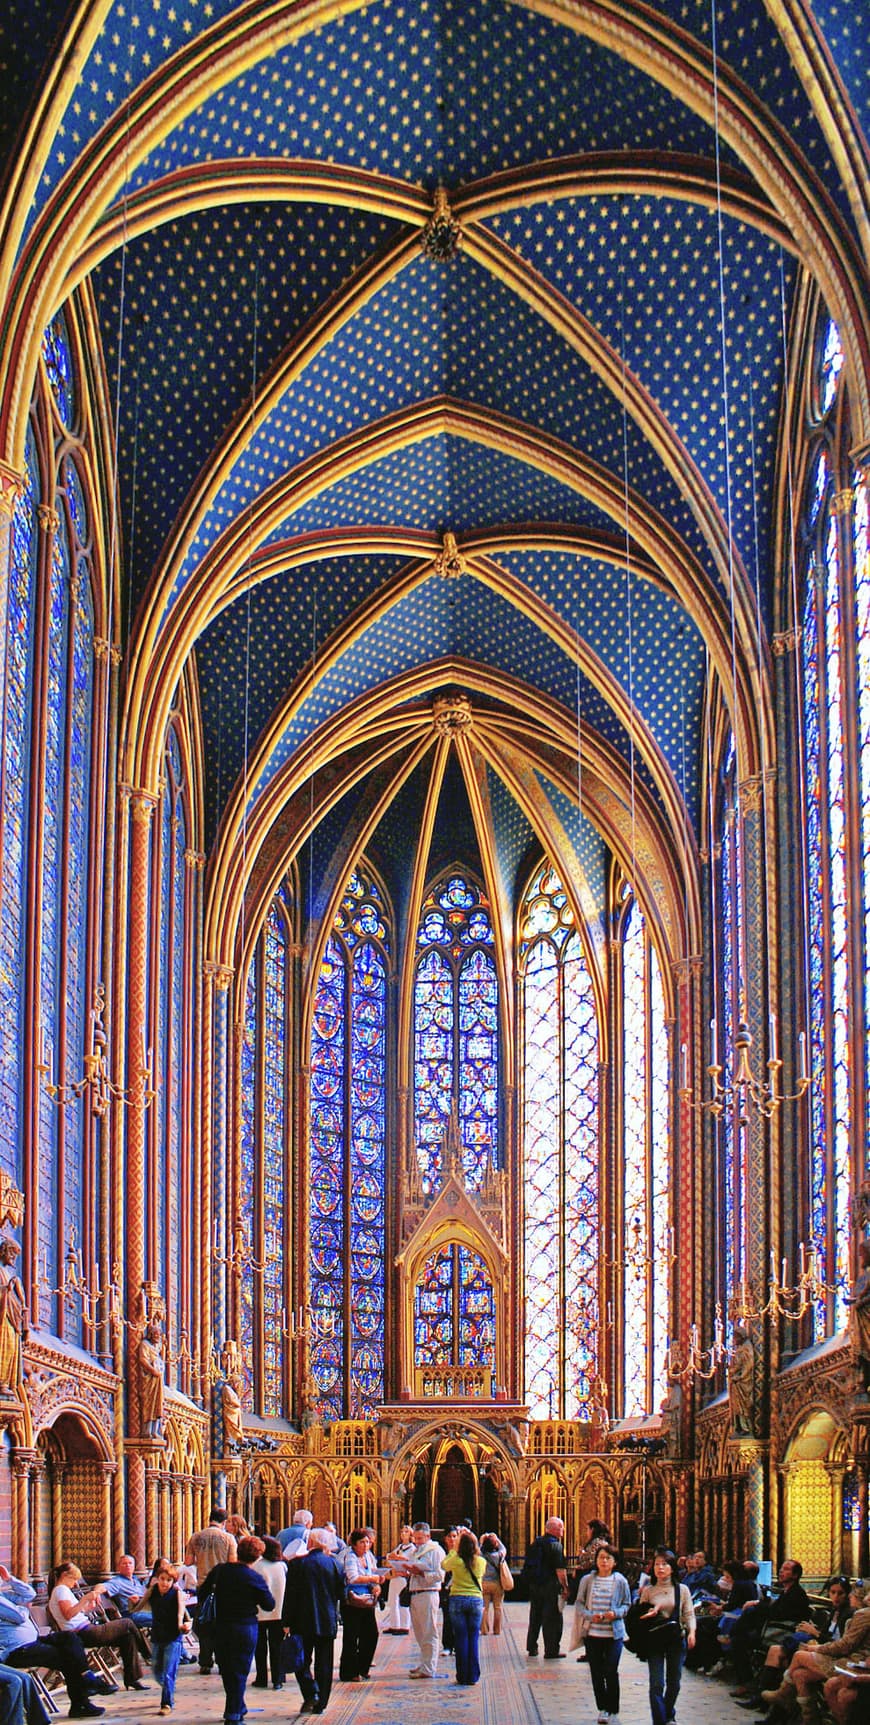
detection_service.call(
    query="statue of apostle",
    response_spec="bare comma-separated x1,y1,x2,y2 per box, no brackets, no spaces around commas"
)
222,1373,245,1452
848,1237,870,1392
137,1319,165,1438
0,1236,28,1397
727,1326,755,1436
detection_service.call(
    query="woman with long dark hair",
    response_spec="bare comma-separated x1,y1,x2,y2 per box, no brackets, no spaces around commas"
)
573,1545,631,1724
442,1531,486,1686
637,1548,696,1725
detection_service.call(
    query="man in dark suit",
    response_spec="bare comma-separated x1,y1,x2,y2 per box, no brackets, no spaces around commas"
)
282,1527,346,1716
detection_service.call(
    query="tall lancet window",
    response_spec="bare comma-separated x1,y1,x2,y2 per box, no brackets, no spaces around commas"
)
716,732,747,1314
0,428,38,1186
800,314,852,1336
240,883,292,1414
621,894,670,1417
34,310,97,1340
413,874,499,1194
152,723,196,1389
309,868,388,1420
520,861,599,1419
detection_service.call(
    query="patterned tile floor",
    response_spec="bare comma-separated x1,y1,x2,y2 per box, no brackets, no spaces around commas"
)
66,1607,752,1725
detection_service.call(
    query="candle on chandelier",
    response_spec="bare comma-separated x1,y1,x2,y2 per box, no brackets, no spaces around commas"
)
710,1016,717,1060
680,1042,689,1090
798,1030,808,1082
769,1012,778,1062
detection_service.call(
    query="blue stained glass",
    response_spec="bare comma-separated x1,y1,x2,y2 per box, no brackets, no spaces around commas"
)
263,904,286,1416
414,1244,494,1369
42,309,75,427
855,475,870,1156
156,786,172,1316
169,789,186,1376
63,567,94,1349
458,948,498,1188
63,459,88,549
414,947,453,1194
309,875,388,1418
413,875,499,1192
310,934,347,1421
720,734,746,1314
803,384,852,1341
819,319,844,417
239,961,257,1394
0,430,37,1184
38,522,69,1307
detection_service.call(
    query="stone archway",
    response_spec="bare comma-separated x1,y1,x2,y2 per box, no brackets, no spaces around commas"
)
783,1409,845,1583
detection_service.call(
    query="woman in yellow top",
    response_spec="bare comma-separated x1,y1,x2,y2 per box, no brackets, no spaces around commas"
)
442,1532,487,1686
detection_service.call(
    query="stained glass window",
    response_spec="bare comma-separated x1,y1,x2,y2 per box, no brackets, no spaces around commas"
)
309,867,388,1418
622,895,670,1417
718,733,747,1314
801,317,851,1337
413,874,498,1193
0,430,38,1185
154,726,191,1388
414,1243,495,1370
239,884,291,1414
856,471,870,1155
42,309,75,428
520,861,599,1418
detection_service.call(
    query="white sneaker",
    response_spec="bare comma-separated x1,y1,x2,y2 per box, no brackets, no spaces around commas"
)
597,1712,609,1722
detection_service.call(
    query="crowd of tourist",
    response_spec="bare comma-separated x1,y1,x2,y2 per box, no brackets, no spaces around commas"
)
1,1518,868,1725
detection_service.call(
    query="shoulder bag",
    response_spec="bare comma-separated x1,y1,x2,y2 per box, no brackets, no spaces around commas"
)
499,1559,514,1593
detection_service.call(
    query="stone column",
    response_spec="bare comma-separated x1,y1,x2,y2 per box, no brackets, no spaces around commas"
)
122,786,157,1557
144,1464,160,1561
734,1438,769,1556
10,1450,34,1578
29,1453,45,1581
51,1460,68,1568
99,1463,116,1574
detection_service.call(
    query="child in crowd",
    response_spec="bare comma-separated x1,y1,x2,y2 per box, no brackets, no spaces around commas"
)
140,1561,191,1715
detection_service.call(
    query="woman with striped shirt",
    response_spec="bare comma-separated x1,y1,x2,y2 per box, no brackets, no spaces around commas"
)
573,1546,631,1724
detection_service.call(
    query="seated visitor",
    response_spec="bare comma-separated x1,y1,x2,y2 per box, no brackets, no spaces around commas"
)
47,1563,149,1692
0,1561,114,1718
690,1560,759,1672
739,1575,855,1709
754,1581,870,1725
730,1560,811,1695
99,1557,150,1627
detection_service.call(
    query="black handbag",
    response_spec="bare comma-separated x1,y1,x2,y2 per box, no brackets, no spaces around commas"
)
625,1600,649,1660
282,1631,306,1676
399,1584,411,1609
197,1590,217,1627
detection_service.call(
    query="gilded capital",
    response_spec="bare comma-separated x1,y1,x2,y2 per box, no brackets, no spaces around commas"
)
37,504,59,536
125,786,158,827
772,627,801,656
831,485,855,517
0,462,25,520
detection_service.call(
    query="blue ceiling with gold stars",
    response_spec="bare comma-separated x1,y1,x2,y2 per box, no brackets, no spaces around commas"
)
9,0,867,934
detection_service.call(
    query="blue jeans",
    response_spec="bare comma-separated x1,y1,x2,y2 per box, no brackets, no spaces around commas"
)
647,1634,685,1725
152,1636,183,1709
449,1596,484,1685
215,1621,257,1722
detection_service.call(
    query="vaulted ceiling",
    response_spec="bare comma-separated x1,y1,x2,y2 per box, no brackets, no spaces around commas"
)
2,0,868,971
